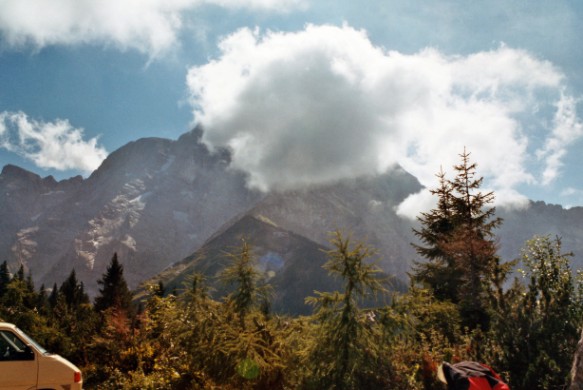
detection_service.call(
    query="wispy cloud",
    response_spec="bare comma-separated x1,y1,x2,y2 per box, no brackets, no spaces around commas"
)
186,24,582,216
0,111,108,174
0,0,306,57
536,94,583,185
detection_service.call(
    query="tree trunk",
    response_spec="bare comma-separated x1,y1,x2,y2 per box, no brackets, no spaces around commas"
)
571,329,583,390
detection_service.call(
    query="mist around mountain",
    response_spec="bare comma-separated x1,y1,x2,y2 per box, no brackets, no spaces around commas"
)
1,128,582,308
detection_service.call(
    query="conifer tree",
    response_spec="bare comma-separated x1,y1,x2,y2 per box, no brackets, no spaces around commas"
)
60,269,90,309
305,231,387,389
219,239,271,328
217,241,290,388
89,254,135,378
36,284,50,316
0,261,10,298
155,281,165,298
412,169,462,302
48,282,59,308
412,149,502,330
174,273,224,386
0,267,39,330
16,264,25,281
449,149,502,330
94,253,133,313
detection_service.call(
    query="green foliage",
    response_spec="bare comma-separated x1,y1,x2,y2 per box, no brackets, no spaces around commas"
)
0,266,41,330
49,274,96,364
219,239,272,328
378,286,469,388
0,211,581,389
303,231,390,389
216,241,289,389
489,235,583,389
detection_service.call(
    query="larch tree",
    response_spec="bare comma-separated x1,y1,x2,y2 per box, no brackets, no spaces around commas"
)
305,231,388,389
216,239,286,388
219,239,271,328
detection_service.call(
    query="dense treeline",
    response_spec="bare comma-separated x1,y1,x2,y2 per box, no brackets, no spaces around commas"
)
0,151,581,389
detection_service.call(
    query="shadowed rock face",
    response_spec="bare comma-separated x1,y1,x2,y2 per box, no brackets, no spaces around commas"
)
0,164,84,278
148,214,338,315
141,214,406,315
1,127,583,300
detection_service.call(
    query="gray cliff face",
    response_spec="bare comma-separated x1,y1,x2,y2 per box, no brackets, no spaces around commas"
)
0,165,84,277
1,129,263,295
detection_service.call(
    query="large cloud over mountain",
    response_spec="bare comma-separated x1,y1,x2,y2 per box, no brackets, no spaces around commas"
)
187,24,582,216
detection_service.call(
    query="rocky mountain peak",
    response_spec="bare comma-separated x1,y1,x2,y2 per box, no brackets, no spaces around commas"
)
0,130,263,296
1,164,46,187
1,129,583,305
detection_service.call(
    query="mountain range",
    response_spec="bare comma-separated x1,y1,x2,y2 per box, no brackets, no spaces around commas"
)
1,127,582,312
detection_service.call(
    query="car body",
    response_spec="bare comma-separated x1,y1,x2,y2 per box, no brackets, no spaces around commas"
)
0,322,82,390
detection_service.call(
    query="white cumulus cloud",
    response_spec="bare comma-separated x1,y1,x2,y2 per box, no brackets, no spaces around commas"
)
186,24,582,216
0,0,306,57
0,111,108,173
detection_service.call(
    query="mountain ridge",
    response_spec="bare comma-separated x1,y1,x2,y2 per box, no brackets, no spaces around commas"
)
1,129,582,303
0,128,263,295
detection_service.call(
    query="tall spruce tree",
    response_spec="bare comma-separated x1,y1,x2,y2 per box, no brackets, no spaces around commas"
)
449,149,502,330
94,253,133,313
48,282,59,308
59,269,90,309
16,264,25,281
36,284,50,316
412,149,502,330
412,169,462,303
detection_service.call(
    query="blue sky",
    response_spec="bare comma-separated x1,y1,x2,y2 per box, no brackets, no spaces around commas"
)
1,0,582,215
